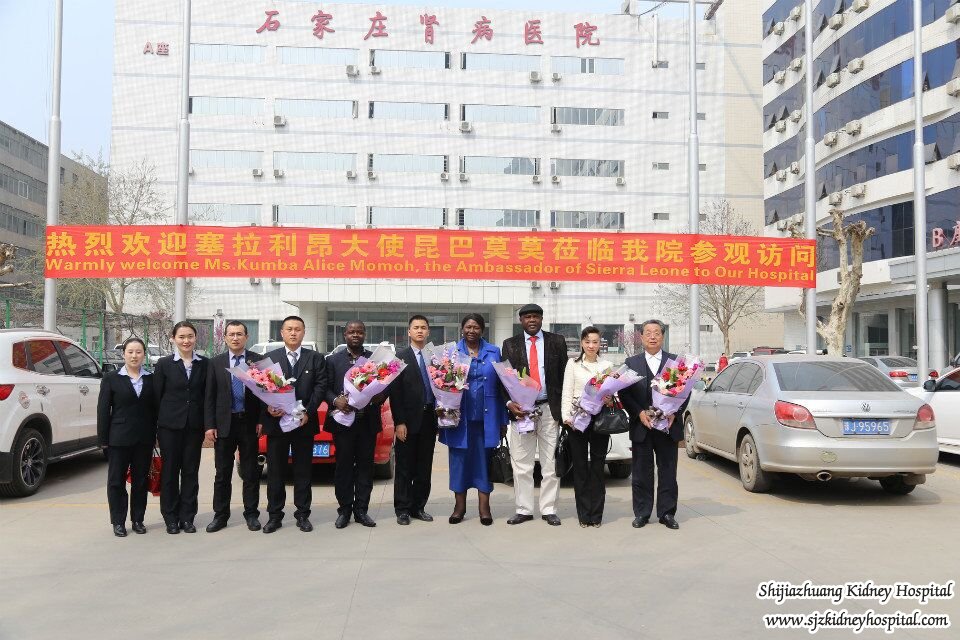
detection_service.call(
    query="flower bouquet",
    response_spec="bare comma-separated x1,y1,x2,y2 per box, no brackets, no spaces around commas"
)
227,358,305,432
571,365,645,432
646,354,704,433
332,345,406,427
423,342,470,428
492,361,542,434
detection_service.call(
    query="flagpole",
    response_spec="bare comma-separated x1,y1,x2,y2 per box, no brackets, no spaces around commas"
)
43,0,64,332
174,0,192,321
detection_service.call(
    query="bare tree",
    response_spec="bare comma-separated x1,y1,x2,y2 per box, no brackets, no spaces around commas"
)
0,244,29,289
655,200,765,354
788,207,875,356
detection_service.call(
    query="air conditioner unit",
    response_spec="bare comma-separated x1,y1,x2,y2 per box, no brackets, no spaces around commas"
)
273,168,284,178
828,14,844,30
459,121,473,133
551,72,562,82
532,174,542,184
531,281,541,289
459,172,469,182
826,72,842,87
789,5,802,21
828,191,843,205
369,65,381,75
947,78,960,96
948,5,960,23
549,281,561,290
616,176,626,186
367,170,377,180
551,123,562,133
249,277,261,285
551,175,561,184
824,131,839,146
251,168,263,177
789,57,803,71
790,109,803,122
615,282,626,291
774,70,787,84
270,278,279,286
775,169,788,182
346,64,359,76
775,120,787,132
776,220,789,231
273,115,287,127
790,161,801,174
846,119,862,135
530,71,542,83
949,153,960,170
440,171,449,181
847,57,865,74
346,169,357,179
773,21,785,35
850,183,867,198
853,0,869,13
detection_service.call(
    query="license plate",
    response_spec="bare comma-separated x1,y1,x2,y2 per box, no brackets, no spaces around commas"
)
842,419,891,435
908,374,918,382
288,443,331,457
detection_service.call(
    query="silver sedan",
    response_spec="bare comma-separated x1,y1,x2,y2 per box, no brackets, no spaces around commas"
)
683,355,939,494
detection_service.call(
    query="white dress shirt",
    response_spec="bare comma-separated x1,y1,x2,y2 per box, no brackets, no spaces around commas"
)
173,351,202,379
524,330,547,401
286,346,302,369
644,350,664,375
118,365,151,397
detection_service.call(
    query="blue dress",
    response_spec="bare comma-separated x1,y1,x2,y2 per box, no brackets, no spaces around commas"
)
440,339,507,493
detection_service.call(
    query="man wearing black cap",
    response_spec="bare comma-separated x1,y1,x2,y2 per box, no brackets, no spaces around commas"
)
500,303,569,526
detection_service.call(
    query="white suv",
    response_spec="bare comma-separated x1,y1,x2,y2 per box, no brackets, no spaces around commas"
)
0,329,104,497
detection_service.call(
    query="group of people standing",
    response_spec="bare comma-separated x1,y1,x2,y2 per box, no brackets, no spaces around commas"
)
97,305,688,537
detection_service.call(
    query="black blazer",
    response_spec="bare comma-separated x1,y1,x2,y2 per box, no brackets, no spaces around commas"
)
323,348,384,435
258,346,327,436
621,351,689,443
388,346,435,434
204,350,263,437
153,354,209,431
500,331,568,422
97,370,158,447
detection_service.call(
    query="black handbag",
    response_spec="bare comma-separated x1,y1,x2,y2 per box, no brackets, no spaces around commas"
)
591,399,630,435
489,436,513,484
554,427,574,478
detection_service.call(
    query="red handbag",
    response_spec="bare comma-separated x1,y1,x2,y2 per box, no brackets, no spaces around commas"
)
126,447,162,496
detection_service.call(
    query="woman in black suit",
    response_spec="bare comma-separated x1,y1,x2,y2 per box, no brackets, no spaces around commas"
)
97,337,158,537
153,321,209,534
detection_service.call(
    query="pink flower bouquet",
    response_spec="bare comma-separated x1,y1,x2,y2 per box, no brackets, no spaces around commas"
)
492,361,542,434
571,365,645,432
647,354,704,432
423,342,470,428
227,358,305,432
332,345,406,427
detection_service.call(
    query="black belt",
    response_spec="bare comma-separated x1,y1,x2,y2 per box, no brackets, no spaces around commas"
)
231,411,247,419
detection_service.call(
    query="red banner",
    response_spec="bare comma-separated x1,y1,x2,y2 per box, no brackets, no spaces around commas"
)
44,225,816,288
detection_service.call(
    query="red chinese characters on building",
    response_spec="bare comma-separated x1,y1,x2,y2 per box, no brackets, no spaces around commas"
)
256,10,281,34
143,42,153,54
524,19,543,45
471,16,493,44
420,14,439,45
574,22,599,48
156,42,169,55
311,10,335,40
363,11,388,40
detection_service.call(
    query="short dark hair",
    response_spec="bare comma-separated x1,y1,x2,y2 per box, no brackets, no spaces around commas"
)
225,320,247,335
408,314,429,327
281,315,305,328
576,325,601,362
640,319,666,335
343,320,366,334
122,337,146,352
171,320,197,337
460,313,485,331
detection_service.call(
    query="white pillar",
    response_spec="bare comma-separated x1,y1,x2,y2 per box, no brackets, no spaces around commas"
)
493,304,515,347
928,282,947,374
888,308,899,356
315,304,329,352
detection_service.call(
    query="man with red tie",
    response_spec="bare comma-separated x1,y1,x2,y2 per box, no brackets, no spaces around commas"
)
500,304,569,526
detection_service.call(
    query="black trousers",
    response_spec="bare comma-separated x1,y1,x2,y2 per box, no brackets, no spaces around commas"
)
265,426,314,521
333,419,378,516
631,429,679,519
106,442,153,525
157,427,204,525
212,415,260,521
394,408,438,516
569,427,609,524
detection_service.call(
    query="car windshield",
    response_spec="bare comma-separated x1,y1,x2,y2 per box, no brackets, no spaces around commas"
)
773,361,901,392
879,357,916,368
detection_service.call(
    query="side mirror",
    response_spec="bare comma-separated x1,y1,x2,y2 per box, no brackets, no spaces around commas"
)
923,379,936,392
694,380,706,391
102,363,118,374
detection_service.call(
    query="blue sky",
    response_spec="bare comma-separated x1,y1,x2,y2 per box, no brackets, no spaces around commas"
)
0,0,687,161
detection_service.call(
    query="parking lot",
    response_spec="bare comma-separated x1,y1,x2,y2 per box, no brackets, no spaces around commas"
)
1,447,958,640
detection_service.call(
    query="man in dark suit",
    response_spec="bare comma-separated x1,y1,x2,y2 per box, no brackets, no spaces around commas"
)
204,320,263,533
325,320,384,529
500,303,568,526
620,319,688,530
260,315,327,534
388,315,438,525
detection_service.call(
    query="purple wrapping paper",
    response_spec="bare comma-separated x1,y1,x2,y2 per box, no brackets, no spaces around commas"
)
491,361,542,434
571,365,645,431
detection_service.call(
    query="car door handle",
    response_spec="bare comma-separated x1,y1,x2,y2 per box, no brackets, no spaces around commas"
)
36,385,50,396
79,385,90,395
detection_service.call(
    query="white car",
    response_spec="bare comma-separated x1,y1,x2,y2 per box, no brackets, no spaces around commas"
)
0,329,104,497
907,367,960,455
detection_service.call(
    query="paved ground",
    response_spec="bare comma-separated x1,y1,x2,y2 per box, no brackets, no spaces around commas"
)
1,446,958,640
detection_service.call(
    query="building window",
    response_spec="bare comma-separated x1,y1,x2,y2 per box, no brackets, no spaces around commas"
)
700,324,713,332
697,112,706,121
189,149,263,169
368,206,445,227
551,210,624,230
188,203,260,224
551,56,624,75
268,320,284,341
59,167,65,185
652,212,670,221
189,96,264,116
275,99,356,118
652,162,670,170
274,205,356,226
462,156,539,176
652,111,669,119
0,203,42,237
369,101,448,120
462,104,539,124
652,60,669,69
278,46,357,66
551,158,623,178
273,151,355,171
0,123,47,172
369,154,447,173
191,43,264,63
696,62,706,70
699,163,707,171
371,49,450,69
461,52,540,72
458,208,539,228
551,107,624,127
0,165,46,205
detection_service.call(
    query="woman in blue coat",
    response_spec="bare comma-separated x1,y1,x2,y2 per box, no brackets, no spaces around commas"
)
439,313,507,526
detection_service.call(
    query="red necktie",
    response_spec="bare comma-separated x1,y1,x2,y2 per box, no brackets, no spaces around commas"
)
529,336,541,386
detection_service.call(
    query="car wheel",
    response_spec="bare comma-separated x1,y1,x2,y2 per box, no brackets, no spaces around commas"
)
374,444,396,480
684,415,702,459
607,461,631,479
879,475,916,495
0,428,48,498
738,433,771,493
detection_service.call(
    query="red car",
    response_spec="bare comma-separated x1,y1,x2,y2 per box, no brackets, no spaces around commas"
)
256,400,396,479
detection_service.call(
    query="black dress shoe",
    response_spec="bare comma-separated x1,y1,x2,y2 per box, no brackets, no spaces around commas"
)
262,519,282,534
113,524,127,537
448,512,464,524
632,516,650,528
396,513,411,525
506,513,534,525
335,513,351,529
296,517,313,532
205,518,228,533
479,514,493,526
166,522,180,535
180,521,197,534
131,522,147,534
411,509,433,522
659,514,680,530
542,514,562,526
354,512,376,527
245,517,262,531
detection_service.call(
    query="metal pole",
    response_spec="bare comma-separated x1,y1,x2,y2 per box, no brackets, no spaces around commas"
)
80,309,87,348
99,311,105,366
42,0,64,332
912,0,928,377
173,0,192,322
688,0,701,355
803,0,818,354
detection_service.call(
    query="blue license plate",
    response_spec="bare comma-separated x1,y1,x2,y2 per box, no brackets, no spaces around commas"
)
288,443,331,457
842,419,891,435
908,374,918,382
